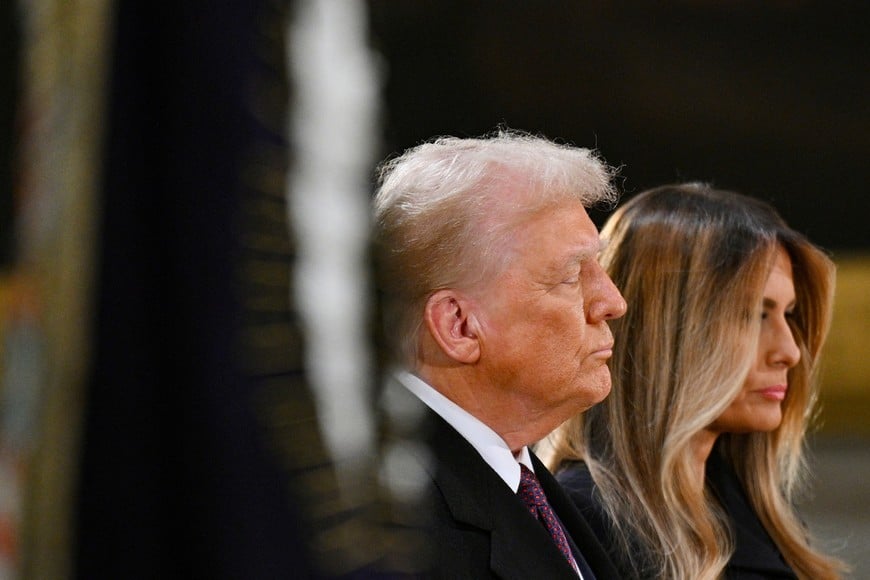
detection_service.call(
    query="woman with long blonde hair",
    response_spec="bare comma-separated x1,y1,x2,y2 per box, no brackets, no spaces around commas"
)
545,183,847,579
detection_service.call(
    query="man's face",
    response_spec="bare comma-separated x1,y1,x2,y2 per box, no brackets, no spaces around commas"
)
470,199,626,425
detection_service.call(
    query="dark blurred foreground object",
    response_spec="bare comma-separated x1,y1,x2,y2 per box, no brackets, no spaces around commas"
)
74,1,323,577
74,0,413,577
0,0,17,267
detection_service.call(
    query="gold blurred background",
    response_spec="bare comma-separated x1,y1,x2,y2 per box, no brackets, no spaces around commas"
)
819,254,870,437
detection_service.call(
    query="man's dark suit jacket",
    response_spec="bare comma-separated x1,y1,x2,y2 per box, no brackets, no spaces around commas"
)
417,408,621,579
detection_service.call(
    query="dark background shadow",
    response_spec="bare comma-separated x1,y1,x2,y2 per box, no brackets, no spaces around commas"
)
367,1,869,250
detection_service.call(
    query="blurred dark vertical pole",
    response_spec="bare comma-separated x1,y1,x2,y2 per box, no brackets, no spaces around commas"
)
74,0,337,577
0,0,18,267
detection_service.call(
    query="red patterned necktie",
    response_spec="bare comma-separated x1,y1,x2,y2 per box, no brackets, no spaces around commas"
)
518,463,579,571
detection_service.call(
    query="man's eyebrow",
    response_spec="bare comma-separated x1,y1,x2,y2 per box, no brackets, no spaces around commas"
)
575,241,603,261
555,248,596,275
565,249,591,265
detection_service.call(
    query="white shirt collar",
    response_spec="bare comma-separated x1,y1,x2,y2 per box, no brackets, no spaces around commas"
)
394,369,533,492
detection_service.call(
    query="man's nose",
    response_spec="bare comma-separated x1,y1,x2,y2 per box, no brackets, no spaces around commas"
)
587,262,627,322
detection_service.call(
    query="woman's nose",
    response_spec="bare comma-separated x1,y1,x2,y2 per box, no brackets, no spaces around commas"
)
768,319,801,369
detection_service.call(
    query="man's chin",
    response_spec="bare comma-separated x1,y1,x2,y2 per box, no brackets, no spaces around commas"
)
577,376,612,408
551,373,613,419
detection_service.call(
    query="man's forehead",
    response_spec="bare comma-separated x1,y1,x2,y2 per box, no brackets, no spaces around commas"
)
506,201,600,264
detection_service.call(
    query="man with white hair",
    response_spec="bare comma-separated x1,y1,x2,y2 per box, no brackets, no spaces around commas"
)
373,130,626,579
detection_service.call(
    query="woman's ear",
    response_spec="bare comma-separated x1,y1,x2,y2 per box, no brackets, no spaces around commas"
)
423,289,482,364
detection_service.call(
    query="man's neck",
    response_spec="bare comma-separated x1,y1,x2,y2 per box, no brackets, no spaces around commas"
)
416,365,558,453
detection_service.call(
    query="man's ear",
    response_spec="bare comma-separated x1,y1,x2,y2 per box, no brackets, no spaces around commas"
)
423,289,482,364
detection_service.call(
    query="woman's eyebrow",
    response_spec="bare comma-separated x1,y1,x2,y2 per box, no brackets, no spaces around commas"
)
762,297,797,309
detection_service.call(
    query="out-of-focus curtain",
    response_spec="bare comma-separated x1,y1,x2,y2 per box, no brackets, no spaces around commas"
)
73,1,332,577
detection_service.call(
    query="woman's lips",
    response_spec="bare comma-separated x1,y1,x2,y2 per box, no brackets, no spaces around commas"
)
757,385,787,401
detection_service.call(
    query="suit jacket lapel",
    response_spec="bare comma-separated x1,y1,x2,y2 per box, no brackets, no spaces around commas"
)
532,453,622,580
426,412,589,579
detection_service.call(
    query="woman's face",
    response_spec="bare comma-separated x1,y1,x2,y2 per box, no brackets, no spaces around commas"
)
708,247,801,434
